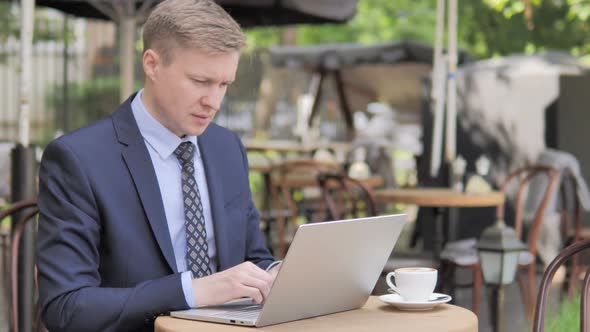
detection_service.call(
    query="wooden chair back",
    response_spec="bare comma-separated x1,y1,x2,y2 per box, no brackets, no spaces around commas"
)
556,169,590,298
317,172,377,221
496,165,560,257
269,159,342,257
495,165,560,321
0,200,44,332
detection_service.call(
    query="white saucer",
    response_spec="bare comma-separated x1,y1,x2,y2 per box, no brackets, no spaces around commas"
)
379,293,452,311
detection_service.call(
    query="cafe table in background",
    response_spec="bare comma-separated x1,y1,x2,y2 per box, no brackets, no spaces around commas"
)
155,296,477,332
374,187,505,259
243,139,351,161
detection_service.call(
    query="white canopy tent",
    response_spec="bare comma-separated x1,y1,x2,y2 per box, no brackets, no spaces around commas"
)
455,53,585,179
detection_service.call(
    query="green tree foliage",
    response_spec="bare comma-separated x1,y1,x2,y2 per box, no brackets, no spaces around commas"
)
245,0,590,59
297,0,438,45
245,0,438,50
463,0,590,57
0,3,71,43
0,3,19,43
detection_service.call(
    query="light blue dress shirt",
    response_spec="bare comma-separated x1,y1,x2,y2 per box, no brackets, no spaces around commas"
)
131,89,216,307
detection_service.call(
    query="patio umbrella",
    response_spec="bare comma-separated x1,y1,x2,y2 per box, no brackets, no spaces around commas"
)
30,0,358,101
430,0,458,177
37,0,357,26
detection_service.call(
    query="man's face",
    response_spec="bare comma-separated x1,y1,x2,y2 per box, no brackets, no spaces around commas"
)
143,46,239,137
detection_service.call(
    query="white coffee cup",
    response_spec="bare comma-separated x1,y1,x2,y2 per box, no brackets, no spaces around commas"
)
386,267,437,302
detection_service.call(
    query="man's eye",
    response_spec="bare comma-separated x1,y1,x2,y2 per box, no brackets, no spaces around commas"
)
192,79,207,85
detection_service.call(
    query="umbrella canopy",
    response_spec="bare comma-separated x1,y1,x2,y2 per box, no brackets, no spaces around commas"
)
28,0,358,101
456,53,585,177
36,0,358,26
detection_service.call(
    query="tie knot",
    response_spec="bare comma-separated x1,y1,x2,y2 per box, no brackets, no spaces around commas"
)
174,141,195,165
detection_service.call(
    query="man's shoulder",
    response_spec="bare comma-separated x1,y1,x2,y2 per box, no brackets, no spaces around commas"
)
201,122,241,145
43,113,125,169
47,95,135,154
202,122,234,138
50,115,116,151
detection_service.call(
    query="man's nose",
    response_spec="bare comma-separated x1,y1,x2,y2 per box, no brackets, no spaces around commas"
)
201,87,225,111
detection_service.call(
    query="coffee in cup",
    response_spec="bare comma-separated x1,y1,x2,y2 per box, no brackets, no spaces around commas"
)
386,267,437,302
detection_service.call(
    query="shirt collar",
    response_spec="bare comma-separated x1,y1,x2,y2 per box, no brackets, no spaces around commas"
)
131,89,200,160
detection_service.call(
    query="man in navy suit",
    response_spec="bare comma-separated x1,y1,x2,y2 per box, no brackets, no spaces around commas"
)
36,1,280,330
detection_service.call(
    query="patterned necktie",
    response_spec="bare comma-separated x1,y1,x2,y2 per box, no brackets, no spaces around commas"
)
173,141,212,278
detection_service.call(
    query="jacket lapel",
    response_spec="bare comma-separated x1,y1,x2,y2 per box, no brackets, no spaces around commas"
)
197,129,230,270
112,96,178,273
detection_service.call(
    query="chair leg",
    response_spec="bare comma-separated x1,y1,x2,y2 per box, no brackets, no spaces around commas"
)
568,254,579,298
517,273,530,322
527,264,536,323
270,186,286,258
440,261,455,295
472,264,482,316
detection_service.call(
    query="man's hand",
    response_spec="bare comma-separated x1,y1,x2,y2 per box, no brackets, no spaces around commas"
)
192,261,273,306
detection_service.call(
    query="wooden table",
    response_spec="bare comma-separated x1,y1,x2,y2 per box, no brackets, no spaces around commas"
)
277,174,384,189
155,296,478,332
375,188,505,258
244,139,351,154
245,140,316,154
249,160,384,189
375,188,505,208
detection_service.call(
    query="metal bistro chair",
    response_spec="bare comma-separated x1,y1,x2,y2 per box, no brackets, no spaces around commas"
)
441,165,560,318
559,170,590,299
316,172,377,221
269,159,342,257
533,239,590,332
0,200,44,332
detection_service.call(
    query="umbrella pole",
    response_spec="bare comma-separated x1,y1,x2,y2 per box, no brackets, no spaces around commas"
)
62,14,70,132
445,0,458,163
13,1,38,332
120,16,136,101
429,0,446,177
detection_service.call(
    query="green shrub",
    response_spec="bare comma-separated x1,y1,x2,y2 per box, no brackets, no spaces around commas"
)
46,77,142,145
546,295,582,332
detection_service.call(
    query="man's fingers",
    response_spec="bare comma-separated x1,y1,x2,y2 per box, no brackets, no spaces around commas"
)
240,274,272,300
241,285,264,304
191,262,273,306
240,262,273,284
232,263,272,301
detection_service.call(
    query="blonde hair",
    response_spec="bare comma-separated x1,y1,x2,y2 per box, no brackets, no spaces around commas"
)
143,0,246,63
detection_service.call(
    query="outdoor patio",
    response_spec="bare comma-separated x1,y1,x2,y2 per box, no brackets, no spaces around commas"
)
2,0,590,331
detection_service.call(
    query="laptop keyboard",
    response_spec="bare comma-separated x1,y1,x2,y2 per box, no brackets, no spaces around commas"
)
212,304,262,320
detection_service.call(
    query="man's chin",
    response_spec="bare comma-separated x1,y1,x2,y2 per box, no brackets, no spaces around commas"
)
186,123,210,137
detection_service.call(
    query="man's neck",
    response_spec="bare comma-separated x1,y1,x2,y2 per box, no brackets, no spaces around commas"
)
140,86,184,138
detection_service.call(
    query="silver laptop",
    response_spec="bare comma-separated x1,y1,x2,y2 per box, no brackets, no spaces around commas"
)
170,214,407,327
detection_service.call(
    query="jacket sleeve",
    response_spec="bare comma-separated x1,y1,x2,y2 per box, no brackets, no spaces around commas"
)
37,139,188,332
234,133,276,270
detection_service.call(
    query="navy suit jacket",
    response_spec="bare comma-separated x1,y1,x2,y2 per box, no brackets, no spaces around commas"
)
36,94,275,331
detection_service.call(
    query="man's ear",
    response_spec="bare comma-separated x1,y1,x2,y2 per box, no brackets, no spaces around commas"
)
143,49,160,82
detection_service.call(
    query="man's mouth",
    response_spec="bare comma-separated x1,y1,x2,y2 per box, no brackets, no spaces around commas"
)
191,114,211,125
